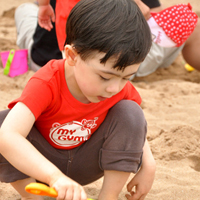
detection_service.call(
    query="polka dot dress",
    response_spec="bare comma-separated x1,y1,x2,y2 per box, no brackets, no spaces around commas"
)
151,3,198,47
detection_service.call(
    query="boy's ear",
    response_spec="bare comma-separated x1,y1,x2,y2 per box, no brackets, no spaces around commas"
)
64,45,78,66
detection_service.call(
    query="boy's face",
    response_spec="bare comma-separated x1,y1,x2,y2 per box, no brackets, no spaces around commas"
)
72,52,140,103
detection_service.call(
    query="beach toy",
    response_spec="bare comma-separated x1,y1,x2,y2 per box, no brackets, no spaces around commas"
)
0,49,28,77
25,182,96,199
185,63,195,72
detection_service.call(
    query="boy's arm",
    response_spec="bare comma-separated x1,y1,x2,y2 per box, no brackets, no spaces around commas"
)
37,0,55,31
126,138,156,200
0,102,87,199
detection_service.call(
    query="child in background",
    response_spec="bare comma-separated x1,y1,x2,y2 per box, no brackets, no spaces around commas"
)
0,0,156,200
14,0,79,72
37,0,79,53
131,1,200,79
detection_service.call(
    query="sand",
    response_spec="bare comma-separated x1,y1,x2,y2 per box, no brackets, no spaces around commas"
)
0,0,200,199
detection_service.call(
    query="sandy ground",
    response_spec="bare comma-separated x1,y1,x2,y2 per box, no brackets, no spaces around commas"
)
0,0,200,199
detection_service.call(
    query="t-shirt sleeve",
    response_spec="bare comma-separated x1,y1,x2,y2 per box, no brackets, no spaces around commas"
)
8,78,53,120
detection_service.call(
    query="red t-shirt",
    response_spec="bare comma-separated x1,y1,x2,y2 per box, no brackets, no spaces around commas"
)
55,0,80,51
8,59,141,149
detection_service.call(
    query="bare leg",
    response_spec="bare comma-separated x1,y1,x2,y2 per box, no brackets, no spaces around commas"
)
10,177,43,200
98,170,130,200
182,20,200,71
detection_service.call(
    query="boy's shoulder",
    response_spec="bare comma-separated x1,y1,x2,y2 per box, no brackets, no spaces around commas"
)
32,59,65,82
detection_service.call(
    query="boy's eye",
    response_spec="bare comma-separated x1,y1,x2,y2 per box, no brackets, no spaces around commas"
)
100,75,130,81
100,75,110,81
123,77,130,81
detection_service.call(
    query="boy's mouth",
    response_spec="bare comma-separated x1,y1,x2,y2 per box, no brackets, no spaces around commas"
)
97,96,108,101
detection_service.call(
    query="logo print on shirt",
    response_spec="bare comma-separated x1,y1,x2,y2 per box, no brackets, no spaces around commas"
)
49,117,98,147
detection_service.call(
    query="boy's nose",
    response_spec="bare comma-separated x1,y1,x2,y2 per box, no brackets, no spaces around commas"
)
106,82,120,95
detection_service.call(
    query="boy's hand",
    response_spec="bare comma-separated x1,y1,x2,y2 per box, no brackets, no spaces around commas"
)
50,176,87,200
38,4,55,31
125,165,155,200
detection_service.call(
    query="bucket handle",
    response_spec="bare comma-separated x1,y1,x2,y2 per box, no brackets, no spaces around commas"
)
3,49,15,75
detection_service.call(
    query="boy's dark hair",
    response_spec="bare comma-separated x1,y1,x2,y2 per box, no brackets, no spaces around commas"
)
65,0,152,70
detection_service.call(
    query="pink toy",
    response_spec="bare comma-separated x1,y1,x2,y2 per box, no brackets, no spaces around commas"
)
0,49,28,77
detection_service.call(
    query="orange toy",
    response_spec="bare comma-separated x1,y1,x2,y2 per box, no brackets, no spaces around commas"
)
25,182,95,199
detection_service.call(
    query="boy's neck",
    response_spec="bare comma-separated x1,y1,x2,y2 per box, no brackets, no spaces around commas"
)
64,61,91,104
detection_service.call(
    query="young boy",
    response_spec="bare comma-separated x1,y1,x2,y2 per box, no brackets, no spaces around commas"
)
0,0,156,199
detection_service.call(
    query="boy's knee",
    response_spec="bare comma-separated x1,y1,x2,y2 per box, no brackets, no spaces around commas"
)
100,100,146,172
110,100,146,130
103,100,147,149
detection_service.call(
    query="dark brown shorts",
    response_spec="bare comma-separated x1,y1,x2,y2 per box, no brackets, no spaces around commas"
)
0,100,147,185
